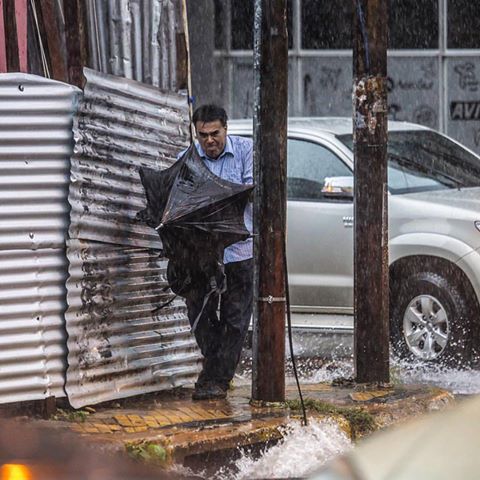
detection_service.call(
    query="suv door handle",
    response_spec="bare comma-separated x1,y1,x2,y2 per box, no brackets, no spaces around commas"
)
343,216,354,227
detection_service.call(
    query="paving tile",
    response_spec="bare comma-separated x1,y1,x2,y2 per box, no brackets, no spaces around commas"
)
187,406,219,420
127,414,146,426
134,426,148,432
94,424,113,434
83,426,100,433
143,416,160,428
114,415,133,427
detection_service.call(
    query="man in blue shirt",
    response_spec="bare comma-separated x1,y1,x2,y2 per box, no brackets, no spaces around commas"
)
186,104,253,400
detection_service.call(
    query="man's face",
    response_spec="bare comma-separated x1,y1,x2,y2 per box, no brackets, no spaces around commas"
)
195,120,227,159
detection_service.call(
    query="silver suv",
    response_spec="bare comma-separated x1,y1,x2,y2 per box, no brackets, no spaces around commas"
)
229,118,480,366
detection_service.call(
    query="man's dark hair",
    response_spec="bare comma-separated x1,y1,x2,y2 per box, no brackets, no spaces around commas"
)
192,104,228,127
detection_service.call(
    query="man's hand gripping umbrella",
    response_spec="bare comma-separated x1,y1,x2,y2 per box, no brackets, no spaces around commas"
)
137,144,254,333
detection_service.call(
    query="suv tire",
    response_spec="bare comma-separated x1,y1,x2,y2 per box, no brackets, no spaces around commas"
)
390,271,472,367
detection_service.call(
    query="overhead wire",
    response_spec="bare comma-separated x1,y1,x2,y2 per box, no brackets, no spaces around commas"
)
30,0,50,78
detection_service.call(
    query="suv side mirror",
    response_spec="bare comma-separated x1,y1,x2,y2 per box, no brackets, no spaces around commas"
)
322,176,354,199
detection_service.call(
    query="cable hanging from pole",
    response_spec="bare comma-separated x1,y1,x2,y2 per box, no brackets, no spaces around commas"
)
284,217,308,426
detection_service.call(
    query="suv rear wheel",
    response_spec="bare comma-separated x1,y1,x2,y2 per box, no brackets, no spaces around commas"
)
390,271,472,367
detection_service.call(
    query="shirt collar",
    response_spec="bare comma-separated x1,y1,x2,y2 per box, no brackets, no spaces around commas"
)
196,135,234,161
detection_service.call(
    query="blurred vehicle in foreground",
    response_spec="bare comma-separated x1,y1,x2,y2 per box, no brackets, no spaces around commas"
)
0,419,194,480
230,118,480,366
310,395,480,480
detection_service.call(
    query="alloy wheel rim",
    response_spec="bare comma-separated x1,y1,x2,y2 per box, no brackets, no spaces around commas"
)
402,294,450,360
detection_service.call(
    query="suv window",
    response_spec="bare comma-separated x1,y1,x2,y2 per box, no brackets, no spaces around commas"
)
288,139,352,201
338,130,480,194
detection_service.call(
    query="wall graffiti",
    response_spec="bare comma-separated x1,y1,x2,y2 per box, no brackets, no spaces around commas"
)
450,101,480,121
413,105,436,127
474,129,480,147
388,104,402,120
387,61,437,127
454,62,479,92
319,67,342,91
387,76,434,92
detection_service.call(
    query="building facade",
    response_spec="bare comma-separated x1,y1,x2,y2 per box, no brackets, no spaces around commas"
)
189,0,480,154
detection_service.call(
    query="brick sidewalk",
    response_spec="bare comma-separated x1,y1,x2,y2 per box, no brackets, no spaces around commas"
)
24,381,454,465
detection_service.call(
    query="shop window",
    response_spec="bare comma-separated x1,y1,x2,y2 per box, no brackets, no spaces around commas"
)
302,0,352,49
214,0,227,50
389,0,438,49
214,0,293,50
302,0,438,50
448,0,480,49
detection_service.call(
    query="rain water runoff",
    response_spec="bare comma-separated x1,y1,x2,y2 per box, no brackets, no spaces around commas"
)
171,346,480,479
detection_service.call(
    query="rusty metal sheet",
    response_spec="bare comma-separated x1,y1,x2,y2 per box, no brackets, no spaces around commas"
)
69,67,190,249
65,240,201,408
66,69,199,408
0,73,81,404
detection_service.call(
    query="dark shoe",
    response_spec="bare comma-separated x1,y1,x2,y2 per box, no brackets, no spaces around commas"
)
192,383,227,400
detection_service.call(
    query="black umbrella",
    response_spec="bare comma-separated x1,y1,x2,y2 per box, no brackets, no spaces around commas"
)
137,144,254,331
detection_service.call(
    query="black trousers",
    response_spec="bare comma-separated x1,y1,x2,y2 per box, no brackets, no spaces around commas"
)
185,258,253,389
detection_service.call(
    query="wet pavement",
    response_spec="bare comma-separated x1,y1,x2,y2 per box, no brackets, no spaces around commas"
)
19,380,454,468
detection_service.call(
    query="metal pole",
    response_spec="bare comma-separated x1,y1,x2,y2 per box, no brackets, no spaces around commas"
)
252,0,288,402
353,0,389,383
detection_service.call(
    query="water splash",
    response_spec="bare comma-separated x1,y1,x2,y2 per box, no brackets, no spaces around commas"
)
301,358,354,384
225,418,351,480
296,355,480,395
391,358,480,395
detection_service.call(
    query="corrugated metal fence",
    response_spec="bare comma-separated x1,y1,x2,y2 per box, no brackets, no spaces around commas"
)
0,73,80,404
86,0,180,90
0,70,201,408
65,68,200,408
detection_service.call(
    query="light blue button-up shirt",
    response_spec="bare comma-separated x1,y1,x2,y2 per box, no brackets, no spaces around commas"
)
195,135,253,264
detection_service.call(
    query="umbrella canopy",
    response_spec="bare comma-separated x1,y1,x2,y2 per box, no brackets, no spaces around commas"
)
137,144,254,309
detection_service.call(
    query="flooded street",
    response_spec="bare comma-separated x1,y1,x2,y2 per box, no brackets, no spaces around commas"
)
174,418,352,480
196,350,480,480
220,419,351,480
299,356,480,396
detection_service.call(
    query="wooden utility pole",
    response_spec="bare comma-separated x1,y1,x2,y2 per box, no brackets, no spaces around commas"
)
353,0,389,383
252,0,288,402
38,0,68,82
63,0,89,88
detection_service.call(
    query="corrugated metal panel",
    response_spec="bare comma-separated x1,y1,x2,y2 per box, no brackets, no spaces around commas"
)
0,73,81,404
86,0,179,89
69,67,190,249
65,240,200,408
66,68,200,408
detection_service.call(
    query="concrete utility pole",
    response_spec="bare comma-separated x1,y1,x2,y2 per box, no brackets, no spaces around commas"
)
353,0,390,383
252,0,288,402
